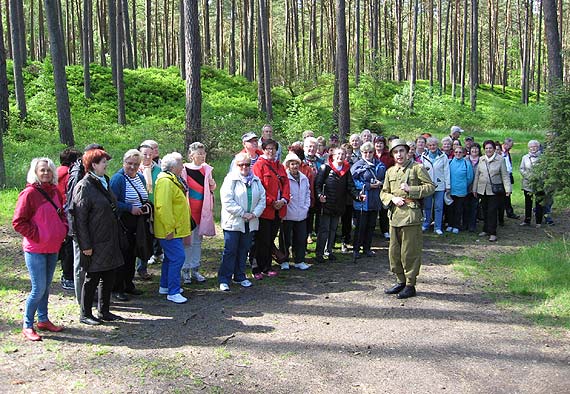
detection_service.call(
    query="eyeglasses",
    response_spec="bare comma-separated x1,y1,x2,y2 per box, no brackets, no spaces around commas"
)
362,150,374,154
237,163,251,167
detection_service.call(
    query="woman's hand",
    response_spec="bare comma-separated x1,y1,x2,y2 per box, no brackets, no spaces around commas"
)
83,249,93,256
165,232,174,240
131,206,143,215
209,178,217,191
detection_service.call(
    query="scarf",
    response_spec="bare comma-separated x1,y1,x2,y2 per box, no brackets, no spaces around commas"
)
90,171,108,190
140,162,155,193
239,172,254,187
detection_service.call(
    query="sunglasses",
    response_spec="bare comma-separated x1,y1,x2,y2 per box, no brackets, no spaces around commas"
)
237,163,251,167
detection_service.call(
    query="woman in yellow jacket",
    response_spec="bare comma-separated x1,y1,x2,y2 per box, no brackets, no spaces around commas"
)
154,152,191,303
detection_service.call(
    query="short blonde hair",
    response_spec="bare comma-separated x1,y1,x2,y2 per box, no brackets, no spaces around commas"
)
27,158,58,185
234,152,251,167
123,149,143,163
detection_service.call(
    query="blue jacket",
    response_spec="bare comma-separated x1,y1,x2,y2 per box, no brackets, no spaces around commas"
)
110,168,147,213
449,158,474,197
351,158,386,211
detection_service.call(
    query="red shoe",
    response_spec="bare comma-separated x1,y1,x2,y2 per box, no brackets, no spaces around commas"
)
37,320,64,332
23,328,42,341
253,273,264,280
265,270,279,277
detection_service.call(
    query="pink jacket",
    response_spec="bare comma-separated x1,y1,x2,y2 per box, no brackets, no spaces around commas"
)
12,183,68,253
182,163,216,237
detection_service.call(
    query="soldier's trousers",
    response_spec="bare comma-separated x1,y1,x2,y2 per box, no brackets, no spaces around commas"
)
388,224,422,286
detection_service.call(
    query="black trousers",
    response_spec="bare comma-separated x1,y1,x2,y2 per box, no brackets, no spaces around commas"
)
378,207,390,234
480,194,499,236
341,205,353,244
448,195,466,229
114,213,137,293
353,210,377,253
58,235,74,280
81,269,115,317
524,190,544,225
253,213,281,274
306,207,320,236
281,220,308,263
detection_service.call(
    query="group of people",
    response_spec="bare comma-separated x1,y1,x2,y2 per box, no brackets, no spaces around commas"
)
12,124,552,341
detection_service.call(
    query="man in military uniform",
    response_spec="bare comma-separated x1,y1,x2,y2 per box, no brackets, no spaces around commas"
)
380,139,436,299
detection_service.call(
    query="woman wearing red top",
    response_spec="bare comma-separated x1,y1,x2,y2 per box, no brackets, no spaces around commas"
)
13,158,68,341
374,136,395,169
251,139,290,279
181,142,216,284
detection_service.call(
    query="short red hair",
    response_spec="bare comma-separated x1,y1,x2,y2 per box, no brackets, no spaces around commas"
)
82,149,112,172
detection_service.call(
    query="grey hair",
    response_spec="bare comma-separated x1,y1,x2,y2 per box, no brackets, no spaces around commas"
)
123,149,143,163
426,137,439,145
528,139,540,148
441,136,453,145
349,133,361,142
27,157,58,185
188,142,205,155
161,152,183,171
304,136,318,146
361,142,374,152
141,139,158,149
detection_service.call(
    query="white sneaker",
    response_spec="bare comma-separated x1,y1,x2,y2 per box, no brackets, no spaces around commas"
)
233,279,253,287
445,226,453,232
191,270,206,282
434,229,444,236
281,262,290,270
452,228,459,234
295,262,310,270
147,255,156,265
341,243,349,253
219,283,230,291
159,287,184,295
166,293,187,303
181,269,192,284
383,232,390,239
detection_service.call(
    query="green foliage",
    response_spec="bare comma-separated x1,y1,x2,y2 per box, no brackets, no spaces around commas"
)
454,239,570,328
530,85,570,205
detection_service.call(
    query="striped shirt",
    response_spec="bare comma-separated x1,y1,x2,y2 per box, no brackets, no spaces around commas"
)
124,174,148,207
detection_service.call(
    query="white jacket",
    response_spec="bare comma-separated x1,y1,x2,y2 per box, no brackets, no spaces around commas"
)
220,171,266,233
421,150,450,191
283,171,311,222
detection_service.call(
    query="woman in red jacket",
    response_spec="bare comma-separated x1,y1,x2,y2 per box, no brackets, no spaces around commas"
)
13,158,68,341
251,139,290,279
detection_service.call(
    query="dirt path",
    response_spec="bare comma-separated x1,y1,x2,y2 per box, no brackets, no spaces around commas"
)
1,217,569,394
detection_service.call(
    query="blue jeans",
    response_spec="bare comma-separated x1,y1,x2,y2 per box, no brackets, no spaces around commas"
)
24,252,58,328
423,190,445,231
219,229,253,284
158,238,185,296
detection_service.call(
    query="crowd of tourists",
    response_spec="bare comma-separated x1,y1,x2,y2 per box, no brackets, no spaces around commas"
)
12,124,553,341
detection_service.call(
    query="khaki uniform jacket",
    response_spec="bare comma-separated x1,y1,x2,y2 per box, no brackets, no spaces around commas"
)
473,153,512,196
380,160,436,227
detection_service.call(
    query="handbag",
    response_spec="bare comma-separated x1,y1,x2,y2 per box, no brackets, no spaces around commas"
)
124,174,154,259
485,161,505,194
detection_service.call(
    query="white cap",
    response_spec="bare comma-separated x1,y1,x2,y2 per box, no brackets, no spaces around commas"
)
450,125,464,134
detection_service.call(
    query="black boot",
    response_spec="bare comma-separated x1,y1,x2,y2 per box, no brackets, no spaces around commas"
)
384,283,406,294
397,285,417,299
80,315,101,325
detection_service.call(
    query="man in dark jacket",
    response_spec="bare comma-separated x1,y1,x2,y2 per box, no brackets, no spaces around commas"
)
314,147,364,263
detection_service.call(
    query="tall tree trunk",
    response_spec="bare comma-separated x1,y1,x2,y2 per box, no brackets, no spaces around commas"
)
215,0,223,69
4,0,11,59
536,0,543,103
355,0,360,84
0,1,6,186
310,0,317,81
116,0,126,124
184,0,202,149
521,0,531,104
336,0,349,140
202,0,211,64
258,0,272,120
83,0,92,98
543,0,562,89
229,0,236,75
44,0,75,145
108,0,118,85
145,0,151,66
470,0,478,111
39,0,46,59
409,0,418,112
437,0,442,92
97,0,107,66
460,0,468,105
9,0,26,118
132,0,137,68
443,0,451,92
395,0,403,81
16,0,25,62
30,0,35,60
179,0,185,78
501,0,510,92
